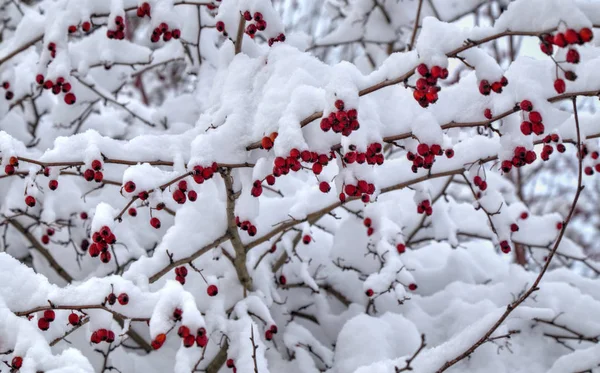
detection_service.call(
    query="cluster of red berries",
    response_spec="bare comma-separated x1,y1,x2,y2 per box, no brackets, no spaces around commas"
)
90,328,116,344
11,356,23,370
235,216,258,236
583,148,600,175
473,175,488,191
272,148,333,179
192,163,218,184
4,156,18,175
251,180,264,197
175,266,188,284
2,81,13,100
68,21,92,34
342,143,384,166
540,27,593,55
107,16,126,40
320,100,360,136
36,74,76,105
260,132,278,150
413,64,448,107
136,2,151,17
150,22,181,43
339,179,375,203
89,225,117,263
264,324,278,340
172,180,197,204
416,200,433,215
363,217,374,236
83,159,104,183
500,146,537,174
150,216,161,229
478,76,508,96
41,227,55,245
407,143,453,173
540,134,564,161
47,42,58,59
244,11,267,38
106,291,129,306
518,100,545,136
267,33,286,46
177,326,209,348
37,309,56,331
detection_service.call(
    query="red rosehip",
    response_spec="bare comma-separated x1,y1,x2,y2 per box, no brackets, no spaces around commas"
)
554,79,566,94
579,28,593,43
396,243,406,254
319,181,330,193
566,49,580,64
25,195,36,207
416,63,428,76
38,318,50,330
365,289,374,297
68,313,80,325
408,283,418,291
227,359,235,368
12,356,23,369
302,234,311,244
150,217,161,229
183,335,195,347
207,284,218,296
118,293,129,305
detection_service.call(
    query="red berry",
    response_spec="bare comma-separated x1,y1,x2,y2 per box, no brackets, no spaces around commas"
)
196,334,208,347
118,293,129,305
478,80,491,95
100,251,111,263
173,189,186,204
216,21,225,32
396,243,406,254
554,33,567,47
334,99,345,110
150,217,161,229
82,21,91,32
178,325,190,338
68,313,80,325
579,28,593,43
529,111,542,124
484,108,492,119
564,29,580,44
554,79,566,94
38,318,50,330
319,181,330,193
12,357,23,369
416,63,429,76
124,181,136,193
585,166,594,175
365,289,374,297
183,335,195,347
43,309,55,322
94,171,103,182
302,234,311,244
227,359,235,368
207,284,218,296
566,49,580,64
408,283,418,291
25,195,36,207
520,121,532,135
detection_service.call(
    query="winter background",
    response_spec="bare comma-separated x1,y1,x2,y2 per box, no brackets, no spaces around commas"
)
0,0,600,372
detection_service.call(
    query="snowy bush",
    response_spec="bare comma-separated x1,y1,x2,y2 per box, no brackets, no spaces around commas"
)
1,0,600,372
